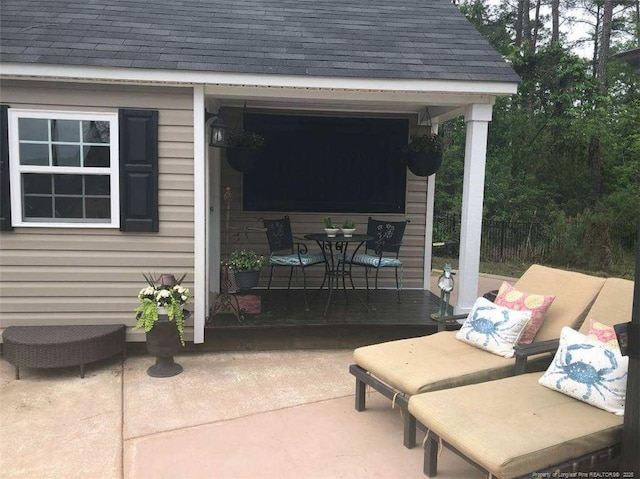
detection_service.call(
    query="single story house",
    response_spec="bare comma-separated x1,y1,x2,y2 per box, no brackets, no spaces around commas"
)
0,0,519,343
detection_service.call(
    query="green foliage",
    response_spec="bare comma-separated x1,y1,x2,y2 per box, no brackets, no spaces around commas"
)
434,3,639,277
433,119,465,215
134,298,158,332
227,249,266,272
227,130,265,149
323,217,337,228
543,209,637,274
342,220,356,229
134,274,190,346
458,0,514,57
403,133,444,155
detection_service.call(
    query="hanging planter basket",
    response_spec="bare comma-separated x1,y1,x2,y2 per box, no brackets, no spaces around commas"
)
403,133,444,177
225,146,263,174
406,149,443,177
225,126,266,174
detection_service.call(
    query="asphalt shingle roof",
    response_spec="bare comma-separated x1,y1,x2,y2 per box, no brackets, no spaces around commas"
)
0,0,520,83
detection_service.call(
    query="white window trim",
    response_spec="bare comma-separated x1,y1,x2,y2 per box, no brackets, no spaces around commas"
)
8,109,120,228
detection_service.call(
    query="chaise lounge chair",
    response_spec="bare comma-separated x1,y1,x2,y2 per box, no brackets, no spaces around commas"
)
350,265,606,448
408,277,634,478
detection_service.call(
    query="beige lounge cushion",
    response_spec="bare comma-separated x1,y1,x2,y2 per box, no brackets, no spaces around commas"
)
408,373,623,479
513,265,605,342
578,277,634,332
354,332,515,395
353,265,607,396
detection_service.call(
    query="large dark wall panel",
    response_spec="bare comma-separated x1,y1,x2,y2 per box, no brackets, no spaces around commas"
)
242,114,408,213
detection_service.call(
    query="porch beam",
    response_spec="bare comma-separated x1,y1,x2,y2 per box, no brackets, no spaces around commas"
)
429,106,467,124
204,86,495,109
455,103,492,314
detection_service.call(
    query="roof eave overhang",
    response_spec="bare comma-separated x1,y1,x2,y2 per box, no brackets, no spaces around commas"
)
0,63,519,96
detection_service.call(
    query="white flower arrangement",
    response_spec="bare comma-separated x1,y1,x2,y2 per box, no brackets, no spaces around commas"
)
135,274,190,346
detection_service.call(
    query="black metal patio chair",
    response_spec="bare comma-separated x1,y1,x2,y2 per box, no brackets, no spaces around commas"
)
263,216,325,310
340,217,409,305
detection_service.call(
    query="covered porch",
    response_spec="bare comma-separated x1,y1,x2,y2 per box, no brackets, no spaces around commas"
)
204,269,511,349
193,78,517,343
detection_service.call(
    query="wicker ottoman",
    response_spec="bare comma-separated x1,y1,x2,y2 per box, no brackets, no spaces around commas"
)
2,324,126,379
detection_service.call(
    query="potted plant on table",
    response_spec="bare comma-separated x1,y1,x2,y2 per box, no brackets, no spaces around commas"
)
135,273,190,377
341,220,356,237
225,130,266,173
227,249,266,290
323,217,339,237
403,132,444,177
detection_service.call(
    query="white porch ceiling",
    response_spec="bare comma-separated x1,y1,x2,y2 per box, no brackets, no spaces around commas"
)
205,84,496,119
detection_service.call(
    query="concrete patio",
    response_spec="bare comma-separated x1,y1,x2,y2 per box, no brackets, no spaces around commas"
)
0,274,507,478
0,349,488,479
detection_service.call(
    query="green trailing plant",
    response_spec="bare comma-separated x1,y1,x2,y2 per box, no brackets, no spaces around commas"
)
403,133,444,155
342,220,356,229
227,249,266,272
134,273,190,346
323,217,337,229
226,130,265,150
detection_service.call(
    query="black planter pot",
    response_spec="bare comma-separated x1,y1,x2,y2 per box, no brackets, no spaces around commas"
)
406,150,443,177
226,147,263,173
145,309,190,378
233,270,260,290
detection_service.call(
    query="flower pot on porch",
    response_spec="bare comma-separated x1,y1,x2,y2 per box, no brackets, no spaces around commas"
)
225,147,263,173
233,270,261,290
145,307,188,378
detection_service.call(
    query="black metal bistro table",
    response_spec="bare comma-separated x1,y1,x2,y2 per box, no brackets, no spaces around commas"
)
304,233,373,316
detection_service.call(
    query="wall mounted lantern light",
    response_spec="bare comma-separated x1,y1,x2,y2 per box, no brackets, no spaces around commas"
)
205,110,228,148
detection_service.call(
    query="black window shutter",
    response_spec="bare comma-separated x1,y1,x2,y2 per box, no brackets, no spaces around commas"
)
0,105,12,231
119,109,159,232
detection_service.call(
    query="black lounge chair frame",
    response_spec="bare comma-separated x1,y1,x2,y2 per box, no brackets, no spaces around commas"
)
349,295,554,449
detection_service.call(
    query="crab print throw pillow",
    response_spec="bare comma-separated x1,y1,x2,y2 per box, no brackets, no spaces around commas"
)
539,327,628,415
494,281,555,345
456,297,532,358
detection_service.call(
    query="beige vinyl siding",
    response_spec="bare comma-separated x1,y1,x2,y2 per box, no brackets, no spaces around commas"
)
0,80,195,330
219,108,430,290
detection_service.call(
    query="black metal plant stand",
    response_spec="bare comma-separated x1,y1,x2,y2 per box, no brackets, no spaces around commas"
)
209,265,243,323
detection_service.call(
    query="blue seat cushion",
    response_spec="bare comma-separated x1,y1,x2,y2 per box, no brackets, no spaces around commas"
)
339,253,402,268
269,253,325,267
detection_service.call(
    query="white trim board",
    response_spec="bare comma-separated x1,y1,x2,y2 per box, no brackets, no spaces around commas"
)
1,63,519,96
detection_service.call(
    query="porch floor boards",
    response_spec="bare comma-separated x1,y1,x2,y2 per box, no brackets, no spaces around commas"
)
203,289,445,350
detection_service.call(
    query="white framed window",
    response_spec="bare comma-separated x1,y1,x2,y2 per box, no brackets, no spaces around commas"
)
8,110,120,228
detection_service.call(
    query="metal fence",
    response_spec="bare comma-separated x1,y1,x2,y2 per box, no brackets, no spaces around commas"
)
481,218,548,262
433,214,548,263
433,214,636,265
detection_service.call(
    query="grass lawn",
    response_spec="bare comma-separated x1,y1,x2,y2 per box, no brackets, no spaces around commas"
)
432,256,529,278
433,252,635,280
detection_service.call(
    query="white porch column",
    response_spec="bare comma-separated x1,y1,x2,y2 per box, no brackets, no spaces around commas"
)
193,85,207,343
422,122,438,289
206,100,222,295
455,103,493,314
